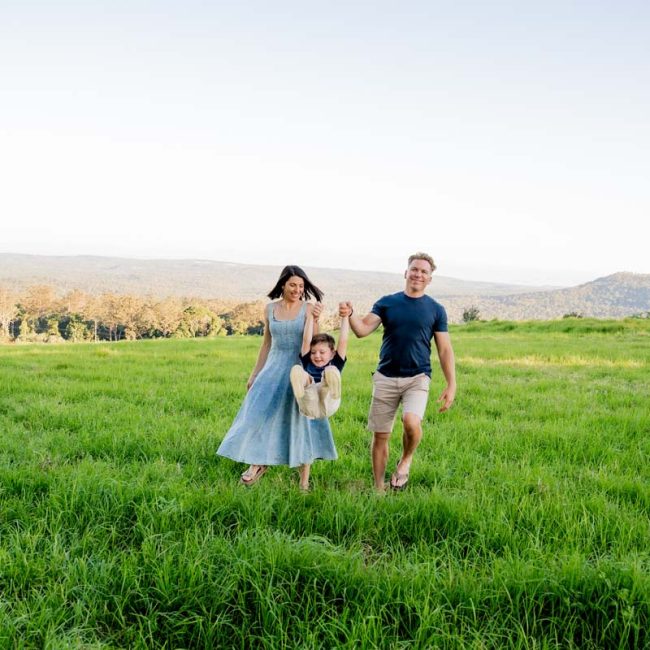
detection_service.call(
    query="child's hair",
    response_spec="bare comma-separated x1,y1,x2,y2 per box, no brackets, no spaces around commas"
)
310,333,335,351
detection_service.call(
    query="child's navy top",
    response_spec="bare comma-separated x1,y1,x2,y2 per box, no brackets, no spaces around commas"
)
300,352,346,382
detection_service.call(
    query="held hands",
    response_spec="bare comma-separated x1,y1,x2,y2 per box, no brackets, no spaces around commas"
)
338,301,353,318
312,302,324,320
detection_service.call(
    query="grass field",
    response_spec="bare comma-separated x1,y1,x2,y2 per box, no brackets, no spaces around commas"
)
1,319,649,649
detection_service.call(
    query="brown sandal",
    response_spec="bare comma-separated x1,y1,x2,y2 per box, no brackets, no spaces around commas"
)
240,465,268,485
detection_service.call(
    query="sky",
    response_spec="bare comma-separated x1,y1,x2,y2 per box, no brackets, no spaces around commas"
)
1,1,648,286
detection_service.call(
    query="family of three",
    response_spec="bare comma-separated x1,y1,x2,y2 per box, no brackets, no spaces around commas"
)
216,252,456,492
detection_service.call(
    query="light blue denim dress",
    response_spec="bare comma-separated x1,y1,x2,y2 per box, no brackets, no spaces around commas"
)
217,302,338,468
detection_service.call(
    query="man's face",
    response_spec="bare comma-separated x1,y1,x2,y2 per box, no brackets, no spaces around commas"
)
310,342,335,367
405,259,433,292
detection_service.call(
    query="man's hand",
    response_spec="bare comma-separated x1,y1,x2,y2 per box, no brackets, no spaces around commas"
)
437,385,456,412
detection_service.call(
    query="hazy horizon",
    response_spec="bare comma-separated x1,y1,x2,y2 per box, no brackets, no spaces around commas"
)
1,249,638,289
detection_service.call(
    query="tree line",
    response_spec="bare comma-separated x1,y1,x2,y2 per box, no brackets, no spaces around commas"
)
0,285,300,343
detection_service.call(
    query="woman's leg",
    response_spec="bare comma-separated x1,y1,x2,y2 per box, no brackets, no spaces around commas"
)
299,463,311,491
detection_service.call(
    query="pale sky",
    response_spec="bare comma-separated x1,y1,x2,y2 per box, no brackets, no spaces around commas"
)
1,1,648,286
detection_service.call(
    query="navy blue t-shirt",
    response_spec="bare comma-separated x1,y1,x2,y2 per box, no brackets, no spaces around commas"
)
300,351,346,383
371,292,448,378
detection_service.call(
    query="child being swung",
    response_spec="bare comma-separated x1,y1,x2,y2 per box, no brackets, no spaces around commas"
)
290,305,349,419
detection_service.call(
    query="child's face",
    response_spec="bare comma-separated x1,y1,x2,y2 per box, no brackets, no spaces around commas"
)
310,343,335,368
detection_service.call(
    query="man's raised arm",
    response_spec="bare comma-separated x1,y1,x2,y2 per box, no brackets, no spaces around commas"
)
338,301,381,339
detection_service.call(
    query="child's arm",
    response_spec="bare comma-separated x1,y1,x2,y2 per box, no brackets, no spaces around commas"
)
311,301,322,336
301,303,318,356
336,314,349,359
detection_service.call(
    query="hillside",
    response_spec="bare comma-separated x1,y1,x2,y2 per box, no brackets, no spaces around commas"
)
442,272,650,321
0,253,546,301
1,254,648,321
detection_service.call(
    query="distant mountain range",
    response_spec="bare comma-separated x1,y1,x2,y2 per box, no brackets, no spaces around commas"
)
1,253,648,321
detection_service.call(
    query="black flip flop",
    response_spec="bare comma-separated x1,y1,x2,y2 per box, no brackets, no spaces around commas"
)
390,470,409,490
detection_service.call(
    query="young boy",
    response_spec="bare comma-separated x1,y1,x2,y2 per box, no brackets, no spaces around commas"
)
290,305,349,419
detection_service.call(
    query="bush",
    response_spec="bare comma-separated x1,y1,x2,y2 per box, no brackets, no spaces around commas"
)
462,306,481,323
563,312,583,319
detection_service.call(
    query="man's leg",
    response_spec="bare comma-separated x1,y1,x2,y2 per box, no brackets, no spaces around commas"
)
367,372,400,491
392,374,430,488
393,413,422,487
371,432,391,491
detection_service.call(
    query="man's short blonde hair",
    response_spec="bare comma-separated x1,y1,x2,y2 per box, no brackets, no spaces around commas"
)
407,252,436,273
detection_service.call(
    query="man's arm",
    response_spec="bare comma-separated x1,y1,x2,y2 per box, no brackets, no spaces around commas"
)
433,331,456,412
339,301,381,339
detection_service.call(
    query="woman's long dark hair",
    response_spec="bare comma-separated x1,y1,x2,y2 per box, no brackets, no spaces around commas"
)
267,265,324,302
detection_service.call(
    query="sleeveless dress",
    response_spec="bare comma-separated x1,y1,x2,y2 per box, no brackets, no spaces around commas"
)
217,302,338,467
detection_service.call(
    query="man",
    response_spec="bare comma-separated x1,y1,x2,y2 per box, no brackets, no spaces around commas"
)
339,252,456,491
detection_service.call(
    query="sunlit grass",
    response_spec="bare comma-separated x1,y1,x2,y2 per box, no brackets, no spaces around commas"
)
1,320,649,648
461,354,645,367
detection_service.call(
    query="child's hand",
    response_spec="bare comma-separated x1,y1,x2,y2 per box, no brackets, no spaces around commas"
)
312,302,324,320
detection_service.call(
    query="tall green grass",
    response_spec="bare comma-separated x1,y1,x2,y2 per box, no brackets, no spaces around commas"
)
1,321,649,648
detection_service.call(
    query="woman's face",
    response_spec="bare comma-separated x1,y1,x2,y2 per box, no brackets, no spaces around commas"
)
282,275,305,301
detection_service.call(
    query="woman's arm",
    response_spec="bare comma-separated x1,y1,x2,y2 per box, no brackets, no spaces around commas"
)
247,308,272,390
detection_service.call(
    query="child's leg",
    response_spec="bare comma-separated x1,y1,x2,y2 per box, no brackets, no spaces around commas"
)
290,365,309,399
300,382,321,418
320,367,342,417
322,366,341,399
291,365,321,418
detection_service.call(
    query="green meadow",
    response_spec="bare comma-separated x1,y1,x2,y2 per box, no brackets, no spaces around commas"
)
1,319,649,649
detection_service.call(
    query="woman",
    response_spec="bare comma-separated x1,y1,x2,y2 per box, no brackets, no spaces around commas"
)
217,265,337,490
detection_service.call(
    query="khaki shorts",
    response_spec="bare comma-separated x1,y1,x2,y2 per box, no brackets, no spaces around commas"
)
367,371,431,432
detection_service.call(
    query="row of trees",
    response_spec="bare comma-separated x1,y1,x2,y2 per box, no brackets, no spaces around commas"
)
0,286,281,343
460,305,650,324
